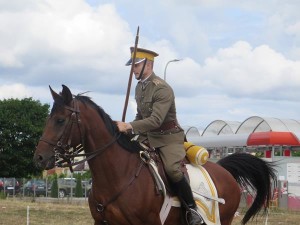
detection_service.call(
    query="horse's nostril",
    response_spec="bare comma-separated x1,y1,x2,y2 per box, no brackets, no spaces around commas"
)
38,155,43,161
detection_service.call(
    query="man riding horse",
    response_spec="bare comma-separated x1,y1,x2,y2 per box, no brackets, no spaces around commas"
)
116,47,204,225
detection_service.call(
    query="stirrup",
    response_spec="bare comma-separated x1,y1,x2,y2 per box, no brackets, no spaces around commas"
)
185,208,204,225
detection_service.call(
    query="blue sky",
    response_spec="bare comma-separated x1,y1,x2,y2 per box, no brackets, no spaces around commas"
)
1,0,300,130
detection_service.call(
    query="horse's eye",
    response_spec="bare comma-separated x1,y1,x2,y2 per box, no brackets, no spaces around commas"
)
57,118,65,124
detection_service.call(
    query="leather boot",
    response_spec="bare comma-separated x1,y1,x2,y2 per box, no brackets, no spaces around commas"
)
173,177,204,225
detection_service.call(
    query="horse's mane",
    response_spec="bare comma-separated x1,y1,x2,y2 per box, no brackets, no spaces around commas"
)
74,94,142,153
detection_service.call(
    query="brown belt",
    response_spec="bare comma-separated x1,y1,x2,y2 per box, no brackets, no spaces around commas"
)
152,120,179,132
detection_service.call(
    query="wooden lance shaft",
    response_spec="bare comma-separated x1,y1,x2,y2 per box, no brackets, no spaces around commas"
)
122,26,139,122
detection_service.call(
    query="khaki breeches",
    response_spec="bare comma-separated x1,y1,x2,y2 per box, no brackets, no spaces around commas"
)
159,141,186,183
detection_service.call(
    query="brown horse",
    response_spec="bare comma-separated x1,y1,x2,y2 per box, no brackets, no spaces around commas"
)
34,85,276,225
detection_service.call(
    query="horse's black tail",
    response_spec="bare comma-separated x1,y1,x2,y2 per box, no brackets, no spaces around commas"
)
217,153,277,225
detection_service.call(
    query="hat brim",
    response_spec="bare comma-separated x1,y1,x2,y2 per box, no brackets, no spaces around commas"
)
125,58,146,66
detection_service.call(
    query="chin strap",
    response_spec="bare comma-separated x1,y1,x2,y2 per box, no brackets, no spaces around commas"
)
137,58,147,80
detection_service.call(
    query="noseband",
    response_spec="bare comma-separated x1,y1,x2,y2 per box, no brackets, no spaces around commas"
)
38,98,120,171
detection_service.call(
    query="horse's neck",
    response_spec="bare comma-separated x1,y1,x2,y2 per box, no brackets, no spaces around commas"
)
81,107,116,155
81,111,140,190
88,144,139,191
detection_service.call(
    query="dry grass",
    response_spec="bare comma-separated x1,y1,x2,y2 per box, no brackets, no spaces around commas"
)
232,208,300,225
0,198,94,225
1,198,300,225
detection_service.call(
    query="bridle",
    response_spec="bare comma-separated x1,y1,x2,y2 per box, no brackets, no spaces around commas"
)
38,95,147,224
38,97,120,171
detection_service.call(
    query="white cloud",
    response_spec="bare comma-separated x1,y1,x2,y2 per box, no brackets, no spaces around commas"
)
0,83,31,99
1,0,300,127
159,40,300,104
0,0,132,87
286,21,300,37
200,41,300,99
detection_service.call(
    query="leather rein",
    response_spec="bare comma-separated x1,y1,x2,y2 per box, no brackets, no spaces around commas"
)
38,98,121,171
39,97,146,223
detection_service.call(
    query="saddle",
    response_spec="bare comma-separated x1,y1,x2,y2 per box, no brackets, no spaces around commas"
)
139,141,222,225
139,143,176,196
139,141,208,196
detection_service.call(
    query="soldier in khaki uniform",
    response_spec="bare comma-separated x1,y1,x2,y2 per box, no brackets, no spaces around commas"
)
116,47,203,225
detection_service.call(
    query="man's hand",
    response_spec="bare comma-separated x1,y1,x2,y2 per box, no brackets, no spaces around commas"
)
116,121,133,133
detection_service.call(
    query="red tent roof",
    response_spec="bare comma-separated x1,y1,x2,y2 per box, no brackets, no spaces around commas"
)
247,131,300,146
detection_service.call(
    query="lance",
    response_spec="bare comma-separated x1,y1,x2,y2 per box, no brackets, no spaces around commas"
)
122,26,139,122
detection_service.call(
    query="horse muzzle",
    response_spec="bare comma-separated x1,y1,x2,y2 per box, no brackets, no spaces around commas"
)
33,150,56,170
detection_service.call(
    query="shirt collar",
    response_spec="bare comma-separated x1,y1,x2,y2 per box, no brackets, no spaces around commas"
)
140,72,154,83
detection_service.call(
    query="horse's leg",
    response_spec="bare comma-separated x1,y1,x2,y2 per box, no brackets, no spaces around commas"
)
219,197,239,225
203,162,240,225
218,179,240,224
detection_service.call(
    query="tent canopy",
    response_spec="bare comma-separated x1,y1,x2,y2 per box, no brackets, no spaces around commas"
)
185,116,300,147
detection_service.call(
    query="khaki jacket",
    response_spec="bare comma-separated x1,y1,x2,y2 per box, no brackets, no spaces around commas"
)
130,73,184,148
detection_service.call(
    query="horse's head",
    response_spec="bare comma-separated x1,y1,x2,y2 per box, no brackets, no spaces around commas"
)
34,85,83,170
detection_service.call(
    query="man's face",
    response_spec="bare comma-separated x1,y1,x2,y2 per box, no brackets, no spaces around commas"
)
133,60,151,80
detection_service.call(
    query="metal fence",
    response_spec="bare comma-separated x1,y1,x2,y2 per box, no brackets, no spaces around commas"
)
0,177,91,199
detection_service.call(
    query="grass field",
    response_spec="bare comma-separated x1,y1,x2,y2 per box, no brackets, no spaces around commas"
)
1,198,300,225
0,198,94,225
232,208,300,225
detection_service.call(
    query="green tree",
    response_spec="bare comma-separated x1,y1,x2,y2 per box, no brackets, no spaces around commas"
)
50,175,58,198
292,150,300,157
0,98,49,177
75,174,83,197
81,170,91,180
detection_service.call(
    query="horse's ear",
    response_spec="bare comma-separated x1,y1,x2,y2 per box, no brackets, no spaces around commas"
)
61,85,73,105
49,85,62,102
